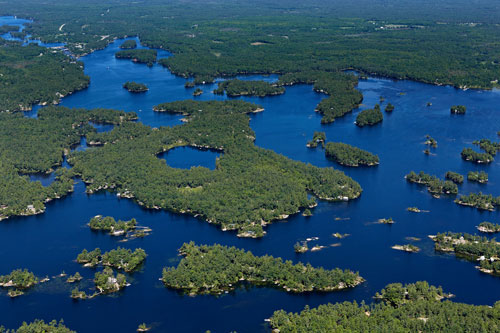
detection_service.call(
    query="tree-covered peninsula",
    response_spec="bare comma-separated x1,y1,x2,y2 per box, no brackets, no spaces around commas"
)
123,81,148,93
0,40,89,112
430,232,500,276
0,107,137,221
69,100,361,237
77,247,146,272
325,142,379,167
213,79,285,97
161,242,362,295
355,104,383,127
277,71,363,124
405,171,458,196
269,281,500,332
115,49,157,67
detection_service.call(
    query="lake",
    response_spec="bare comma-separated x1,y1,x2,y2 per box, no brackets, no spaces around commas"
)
1,16,500,333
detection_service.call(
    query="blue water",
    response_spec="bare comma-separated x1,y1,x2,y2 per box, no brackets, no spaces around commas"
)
1,16,500,332
158,146,221,170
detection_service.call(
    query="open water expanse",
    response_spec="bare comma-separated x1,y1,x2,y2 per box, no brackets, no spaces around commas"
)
1,16,500,332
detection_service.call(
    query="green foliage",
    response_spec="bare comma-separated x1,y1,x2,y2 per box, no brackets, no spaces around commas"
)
307,132,326,148
445,171,464,184
123,81,148,93
455,192,500,211
0,25,19,34
0,41,89,112
77,247,146,272
270,281,500,332
193,87,203,96
468,171,488,183
66,272,82,283
425,135,438,148
355,104,383,127
213,79,284,97
405,171,458,195
325,142,379,167
0,269,38,289
120,39,137,49
477,221,500,233
384,103,395,112
461,148,494,164
473,139,500,156
11,320,75,333
162,242,362,294
451,105,466,114
70,100,361,237
115,49,157,66
89,215,138,233
94,267,127,293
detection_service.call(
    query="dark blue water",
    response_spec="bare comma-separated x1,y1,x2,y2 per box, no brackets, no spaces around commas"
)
158,147,221,170
1,16,500,333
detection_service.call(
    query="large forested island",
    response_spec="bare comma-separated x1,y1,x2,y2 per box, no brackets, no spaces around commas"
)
213,79,285,97
69,100,361,237
269,281,500,332
325,142,379,166
161,242,362,295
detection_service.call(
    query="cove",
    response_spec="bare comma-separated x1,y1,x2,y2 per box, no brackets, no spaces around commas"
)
1,16,500,333
158,146,221,170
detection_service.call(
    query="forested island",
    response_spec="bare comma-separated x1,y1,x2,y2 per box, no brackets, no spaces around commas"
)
123,81,148,93
0,269,38,298
445,171,463,184
213,79,285,97
161,242,363,295
89,215,140,235
430,232,500,276
384,103,395,112
120,40,137,49
425,135,438,148
0,320,75,333
473,139,500,156
77,247,147,272
115,49,157,66
461,148,494,164
69,100,361,237
325,142,379,167
468,171,488,183
454,192,500,211
355,105,383,127
477,222,500,233
405,171,458,196
0,106,137,221
450,105,466,114
306,132,326,148
269,281,500,332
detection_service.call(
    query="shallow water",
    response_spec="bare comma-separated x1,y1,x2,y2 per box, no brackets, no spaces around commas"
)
1,16,500,333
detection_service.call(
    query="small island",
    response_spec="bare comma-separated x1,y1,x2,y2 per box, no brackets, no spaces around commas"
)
325,142,379,167
468,171,488,183
193,88,203,96
392,244,420,253
77,247,147,272
454,192,500,211
88,215,150,239
162,242,363,295
384,103,395,112
355,104,383,127
184,81,195,88
66,272,83,283
332,232,350,239
94,267,128,293
461,148,494,164
379,218,395,224
302,208,313,217
430,232,500,276
306,131,326,148
137,323,151,332
120,40,137,49
445,171,464,184
123,81,149,93
450,105,466,114
294,241,309,253
473,139,500,156
115,49,157,66
0,269,38,297
407,207,421,213
425,135,438,148
477,221,500,233
213,79,285,97
405,171,458,196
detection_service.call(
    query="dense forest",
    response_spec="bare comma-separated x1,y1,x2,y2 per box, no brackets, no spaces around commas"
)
461,148,494,164
119,39,137,49
270,281,500,332
355,104,383,127
115,49,157,67
162,242,362,295
69,100,361,237
325,142,379,166
123,81,148,93
213,79,285,97
0,40,89,112
455,192,500,211
405,171,458,196
77,247,146,272
0,320,75,333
